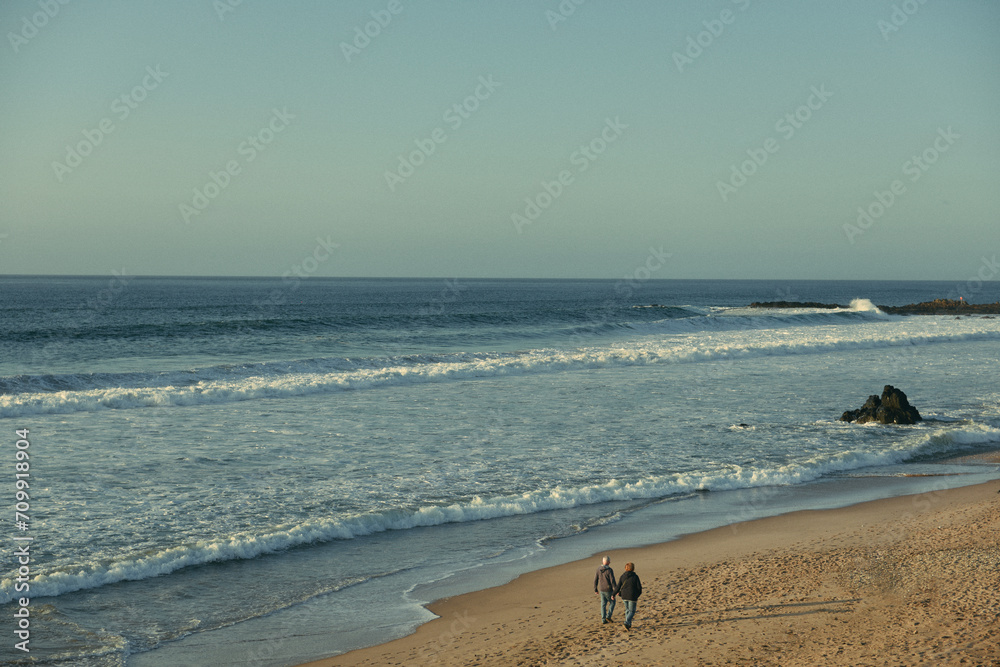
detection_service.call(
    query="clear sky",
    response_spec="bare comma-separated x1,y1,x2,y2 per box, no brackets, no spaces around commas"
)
1,0,997,279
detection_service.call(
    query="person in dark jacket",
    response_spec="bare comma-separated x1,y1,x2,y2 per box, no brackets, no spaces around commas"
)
614,561,642,630
593,556,617,623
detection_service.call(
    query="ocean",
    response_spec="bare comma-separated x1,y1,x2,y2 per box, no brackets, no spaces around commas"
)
2,276,999,666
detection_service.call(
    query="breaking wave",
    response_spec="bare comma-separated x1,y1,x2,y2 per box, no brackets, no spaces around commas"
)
3,421,995,604
3,318,999,418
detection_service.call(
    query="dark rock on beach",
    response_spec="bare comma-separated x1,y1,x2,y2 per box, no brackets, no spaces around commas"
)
840,385,922,425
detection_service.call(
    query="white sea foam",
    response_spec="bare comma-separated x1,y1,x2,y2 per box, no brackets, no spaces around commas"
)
3,422,995,604
910,423,1000,456
848,298,884,314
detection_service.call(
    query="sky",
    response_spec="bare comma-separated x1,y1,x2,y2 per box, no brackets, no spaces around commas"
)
1,0,997,280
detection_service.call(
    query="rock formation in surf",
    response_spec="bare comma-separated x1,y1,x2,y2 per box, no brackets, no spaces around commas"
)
750,299,1000,315
878,299,1000,315
840,385,922,425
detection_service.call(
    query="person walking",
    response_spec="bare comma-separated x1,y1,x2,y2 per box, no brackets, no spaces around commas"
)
594,556,617,624
614,561,642,630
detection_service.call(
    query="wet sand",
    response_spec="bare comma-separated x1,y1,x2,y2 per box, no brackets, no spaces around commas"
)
301,479,1000,666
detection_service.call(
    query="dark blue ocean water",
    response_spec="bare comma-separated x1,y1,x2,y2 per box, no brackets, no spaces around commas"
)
3,277,991,372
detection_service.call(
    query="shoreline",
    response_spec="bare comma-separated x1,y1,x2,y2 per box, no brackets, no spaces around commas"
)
301,477,1000,666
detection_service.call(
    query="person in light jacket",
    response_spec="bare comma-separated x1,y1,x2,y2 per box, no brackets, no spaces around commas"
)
614,561,642,630
593,556,617,624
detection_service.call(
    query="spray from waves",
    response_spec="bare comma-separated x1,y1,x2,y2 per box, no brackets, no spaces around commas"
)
3,323,1000,418
848,298,884,314
3,422,995,605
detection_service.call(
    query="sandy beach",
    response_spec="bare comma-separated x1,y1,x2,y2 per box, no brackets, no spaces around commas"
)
302,477,1000,666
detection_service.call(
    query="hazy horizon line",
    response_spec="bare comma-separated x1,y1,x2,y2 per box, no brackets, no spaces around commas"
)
0,273,987,284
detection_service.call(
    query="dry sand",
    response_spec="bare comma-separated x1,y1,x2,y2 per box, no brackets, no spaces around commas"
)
302,479,1000,666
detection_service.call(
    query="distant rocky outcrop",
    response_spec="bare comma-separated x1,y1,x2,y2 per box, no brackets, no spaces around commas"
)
840,385,922,425
878,299,1000,315
750,299,1000,315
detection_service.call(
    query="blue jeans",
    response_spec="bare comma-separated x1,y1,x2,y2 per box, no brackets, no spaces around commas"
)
600,591,615,620
623,600,637,626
